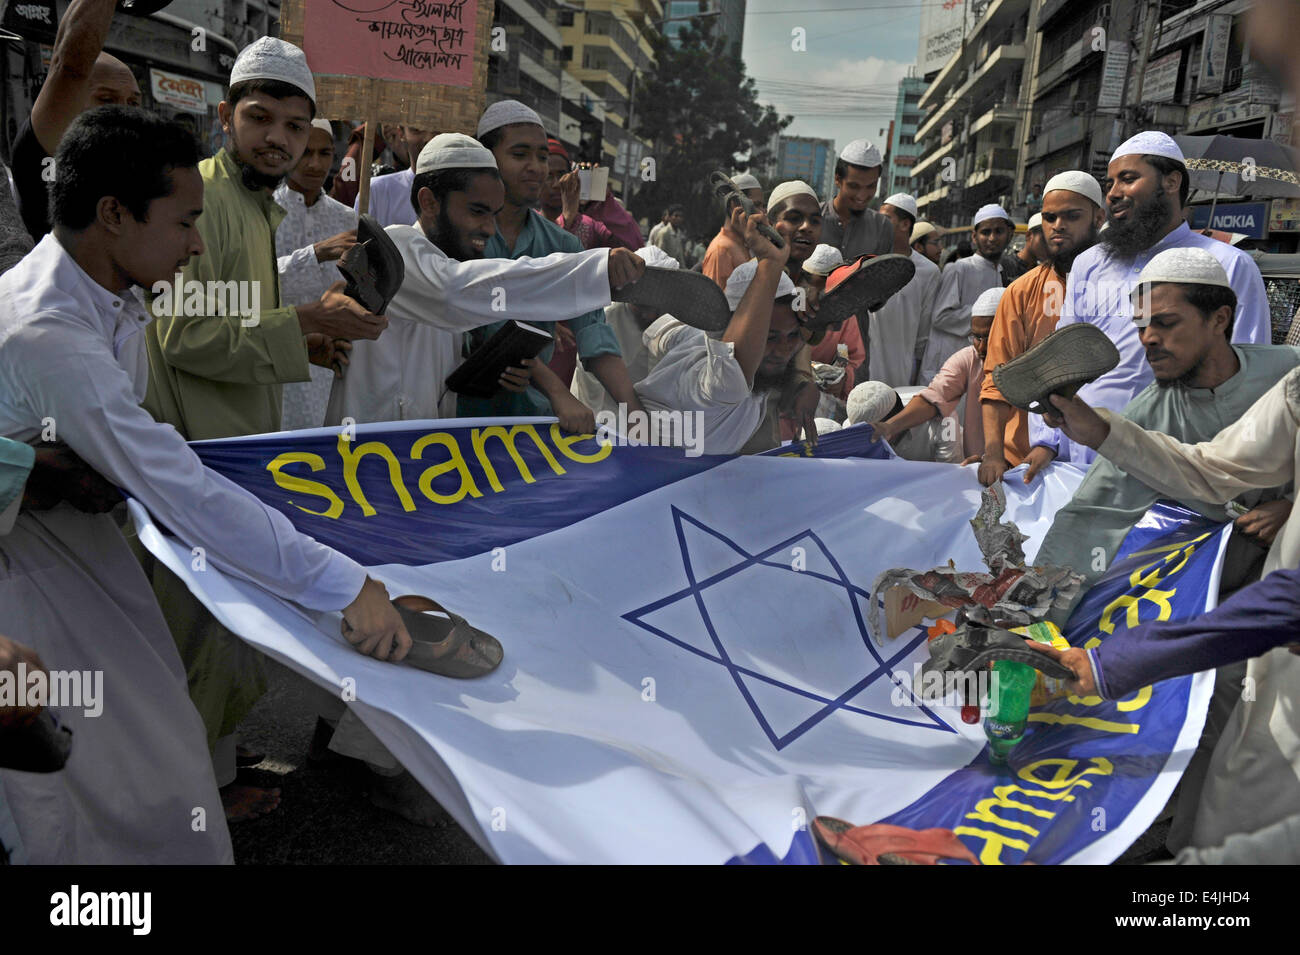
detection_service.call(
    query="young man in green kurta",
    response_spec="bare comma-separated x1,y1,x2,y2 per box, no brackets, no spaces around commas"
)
141,37,388,821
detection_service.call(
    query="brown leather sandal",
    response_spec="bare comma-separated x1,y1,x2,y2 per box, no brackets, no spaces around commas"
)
392,595,504,678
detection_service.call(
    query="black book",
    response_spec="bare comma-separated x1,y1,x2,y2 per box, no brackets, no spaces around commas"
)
445,320,554,399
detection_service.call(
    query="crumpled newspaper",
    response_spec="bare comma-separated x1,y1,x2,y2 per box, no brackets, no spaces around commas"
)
867,485,1083,646
812,361,847,390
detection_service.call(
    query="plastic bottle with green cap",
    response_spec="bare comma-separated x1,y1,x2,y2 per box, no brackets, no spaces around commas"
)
984,659,1037,765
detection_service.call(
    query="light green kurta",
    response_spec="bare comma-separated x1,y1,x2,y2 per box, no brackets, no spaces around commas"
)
144,148,310,441
141,148,311,747
1034,344,1300,595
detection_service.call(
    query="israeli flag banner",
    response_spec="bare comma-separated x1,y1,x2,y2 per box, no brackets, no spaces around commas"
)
131,420,1218,864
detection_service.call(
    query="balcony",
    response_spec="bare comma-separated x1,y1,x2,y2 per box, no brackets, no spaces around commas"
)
967,146,1019,186
970,103,1019,135
910,136,957,179
916,43,1026,143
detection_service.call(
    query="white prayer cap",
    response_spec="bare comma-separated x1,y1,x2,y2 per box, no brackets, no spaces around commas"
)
973,203,1012,227
972,287,1005,317
845,381,897,426
732,172,761,192
477,99,544,138
840,139,882,168
230,37,316,104
766,180,819,212
882,193,918,220
1111,130,1184,165
310,118,333,137
1043,170,1105,208
1027,213,1042,231
815,418,842,435
416,133,497,175
1129,248,1230,322
635,245,680,270
802,244,843,277
724,259,798,311
910,221,937,243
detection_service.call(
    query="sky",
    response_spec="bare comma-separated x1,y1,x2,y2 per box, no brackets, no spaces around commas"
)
740,0,926,155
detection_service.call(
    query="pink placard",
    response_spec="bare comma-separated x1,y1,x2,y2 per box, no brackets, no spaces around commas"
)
304,0,478,87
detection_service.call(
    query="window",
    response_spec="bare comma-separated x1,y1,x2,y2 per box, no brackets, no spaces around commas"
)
558,10,573,26
562,46,572,62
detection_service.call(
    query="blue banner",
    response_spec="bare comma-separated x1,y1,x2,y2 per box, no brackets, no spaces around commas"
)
875,504,1224,864
193,420,890,565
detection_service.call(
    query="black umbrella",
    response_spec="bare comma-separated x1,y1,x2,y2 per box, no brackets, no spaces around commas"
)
1174,134,1300,226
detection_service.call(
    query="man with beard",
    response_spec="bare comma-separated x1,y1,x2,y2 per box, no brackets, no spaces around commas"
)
635,214,808,455
976,172,1106,485
11,0,141,240
866,193,937,387
1036,247,1297,604
921,204,1012,382
274,118,358,430
819,140,893,261
326,133,646,428
358,125,435,227
1033,249,1300,861
142,38,392,822
457,101,642,420
0,106,409,861
1029,246,1294,597
1028,132,1270,471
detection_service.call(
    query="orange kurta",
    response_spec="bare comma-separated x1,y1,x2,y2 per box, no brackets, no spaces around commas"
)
702,226,752,290
978,263,1067,464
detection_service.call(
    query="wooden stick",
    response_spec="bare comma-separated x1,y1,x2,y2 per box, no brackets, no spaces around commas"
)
356,79,380,217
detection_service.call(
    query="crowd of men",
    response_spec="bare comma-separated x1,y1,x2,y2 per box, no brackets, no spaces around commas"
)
1,0,1299,866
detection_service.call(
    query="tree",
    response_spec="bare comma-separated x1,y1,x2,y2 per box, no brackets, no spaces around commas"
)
632,20,791,234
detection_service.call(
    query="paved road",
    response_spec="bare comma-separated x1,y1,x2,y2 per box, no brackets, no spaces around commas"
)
230,658,492,865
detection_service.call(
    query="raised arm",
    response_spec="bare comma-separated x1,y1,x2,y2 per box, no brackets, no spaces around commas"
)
32,0,127,154
722,213,789,384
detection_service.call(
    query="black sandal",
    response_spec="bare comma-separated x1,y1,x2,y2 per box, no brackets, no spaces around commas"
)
339,213,405,315
612,267,731,332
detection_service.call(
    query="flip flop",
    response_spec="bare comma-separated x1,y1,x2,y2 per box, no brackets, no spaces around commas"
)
391,595,504,679
809,254,916,335
991,323,1120,415
708,170,785,249
812,817,980,865
612,267,731,332
339,213,405,315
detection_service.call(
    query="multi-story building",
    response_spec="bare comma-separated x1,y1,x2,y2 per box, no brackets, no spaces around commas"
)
486,0,569,140
885,73,927,197
777,135,835,198
0,0,287,161
910,0,1031,230
557,0,661,194
664,0,745,57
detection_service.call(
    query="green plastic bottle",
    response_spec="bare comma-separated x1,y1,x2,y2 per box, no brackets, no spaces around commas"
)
984,660,1036,765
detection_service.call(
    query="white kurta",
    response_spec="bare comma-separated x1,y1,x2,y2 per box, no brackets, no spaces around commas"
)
1096,367,1300,853
326,224,612,425
921,253,1002,383
634,316,766,455
355,168,416,227
570,303,656,417
0,236,369,863
274,183,358,430
868,249,941,387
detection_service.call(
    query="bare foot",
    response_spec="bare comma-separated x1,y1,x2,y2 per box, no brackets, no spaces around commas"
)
221,783,281,823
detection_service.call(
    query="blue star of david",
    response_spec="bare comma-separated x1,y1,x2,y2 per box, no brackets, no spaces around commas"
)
623,506,955,750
